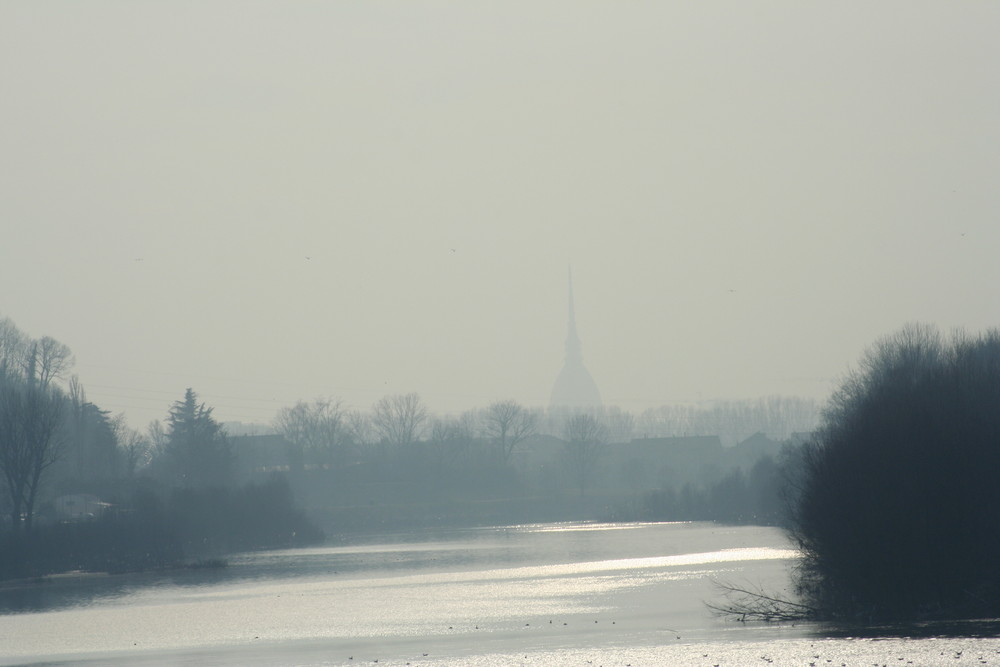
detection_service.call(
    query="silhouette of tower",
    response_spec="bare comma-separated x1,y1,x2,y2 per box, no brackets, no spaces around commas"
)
549,269,602,410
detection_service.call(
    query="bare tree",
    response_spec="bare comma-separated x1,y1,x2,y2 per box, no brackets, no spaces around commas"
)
111,413,151,477
27,337,74,390
635,397,820,446
481,399,537,465
146,418,168,459
562,413,607,495
62,376,122,479
0,319,74,391
427,412,477,472
273,398,348,469
67,374,88,472
601,406,635,444
0,317,29,376
0,373,67,532
371,393,428,447
345,410,375,452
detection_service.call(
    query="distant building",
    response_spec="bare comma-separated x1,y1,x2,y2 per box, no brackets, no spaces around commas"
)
549,269,602,411
53,493,110,521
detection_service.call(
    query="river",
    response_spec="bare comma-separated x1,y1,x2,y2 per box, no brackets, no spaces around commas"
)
0,521,997,666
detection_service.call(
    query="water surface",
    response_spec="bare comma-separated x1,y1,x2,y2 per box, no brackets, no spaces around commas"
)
0,521,996,666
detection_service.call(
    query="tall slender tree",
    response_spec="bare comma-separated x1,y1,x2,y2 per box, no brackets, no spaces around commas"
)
0,317,29,376
0,370,67,532
273,398,348,469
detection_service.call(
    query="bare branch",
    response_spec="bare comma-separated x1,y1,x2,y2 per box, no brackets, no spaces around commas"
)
706,579,815,623
371,393,428,447
482,399,537,464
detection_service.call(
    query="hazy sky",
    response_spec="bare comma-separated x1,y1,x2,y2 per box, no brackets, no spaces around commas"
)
2,2,999,428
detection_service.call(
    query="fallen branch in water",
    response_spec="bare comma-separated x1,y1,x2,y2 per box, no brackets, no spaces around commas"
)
706,579,816,623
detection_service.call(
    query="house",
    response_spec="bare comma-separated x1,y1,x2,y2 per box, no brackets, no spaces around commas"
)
53,493,110,520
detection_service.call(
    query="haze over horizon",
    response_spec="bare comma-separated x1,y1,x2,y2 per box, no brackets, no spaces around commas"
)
3,2,998,429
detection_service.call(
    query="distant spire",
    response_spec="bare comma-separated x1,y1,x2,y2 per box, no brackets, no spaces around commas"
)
550,267,602,410
565,267,583,364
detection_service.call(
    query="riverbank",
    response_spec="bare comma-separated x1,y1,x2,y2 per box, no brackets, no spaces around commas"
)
0,476,323,582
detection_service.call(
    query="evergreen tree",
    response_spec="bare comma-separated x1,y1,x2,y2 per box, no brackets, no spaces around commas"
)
161,388,233,488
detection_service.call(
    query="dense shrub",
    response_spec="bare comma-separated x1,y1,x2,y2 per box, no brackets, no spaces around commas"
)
0,494,181,579
167,474,323,556
793,325,1000,622
0,474,322,580
637,454,788,526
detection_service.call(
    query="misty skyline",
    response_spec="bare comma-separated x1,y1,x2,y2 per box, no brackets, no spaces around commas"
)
3,3,999,428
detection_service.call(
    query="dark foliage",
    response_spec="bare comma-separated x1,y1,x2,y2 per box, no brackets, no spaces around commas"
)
0,370,67,533
0,490,180,578
0,474,322,580
634,453,791,526
793,325,1000,623
158,388,234,488
166,475,323,557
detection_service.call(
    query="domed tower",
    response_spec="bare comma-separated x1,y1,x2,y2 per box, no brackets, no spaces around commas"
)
549,269,603,411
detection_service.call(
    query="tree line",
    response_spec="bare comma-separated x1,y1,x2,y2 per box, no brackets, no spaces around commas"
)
0,317,322,579
0,313,815,579
10,313,997,626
